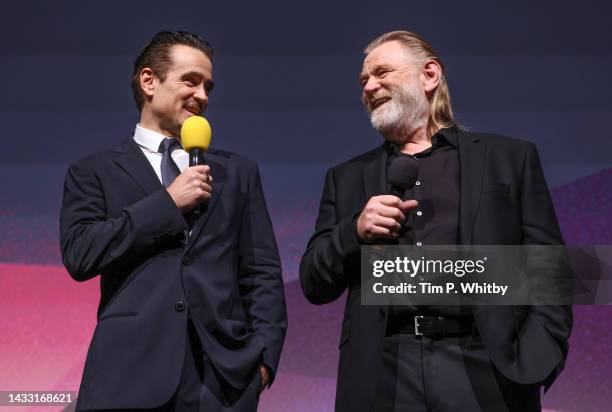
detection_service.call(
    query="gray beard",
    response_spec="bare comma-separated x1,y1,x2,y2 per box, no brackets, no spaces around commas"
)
368,81,429,144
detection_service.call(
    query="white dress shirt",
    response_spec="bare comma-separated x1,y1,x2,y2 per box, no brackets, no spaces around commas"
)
133,124,194,238
133,124,189,183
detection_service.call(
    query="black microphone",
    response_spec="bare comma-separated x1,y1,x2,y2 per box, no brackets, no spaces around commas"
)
388,156,419,198
384,156,419,245
187,150,208,226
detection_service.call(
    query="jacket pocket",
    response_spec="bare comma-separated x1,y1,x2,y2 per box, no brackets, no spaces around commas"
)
483,183,510,195
98,311,138,322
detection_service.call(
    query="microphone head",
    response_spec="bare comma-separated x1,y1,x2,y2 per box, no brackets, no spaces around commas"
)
388,156,419,191
181,116,211,151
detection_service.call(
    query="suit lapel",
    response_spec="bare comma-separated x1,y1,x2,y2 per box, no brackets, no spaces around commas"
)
112,138,226,249
112,137,162,195
457,132,486,245
362,145,389,319
185,152,226,249
362,145,388,200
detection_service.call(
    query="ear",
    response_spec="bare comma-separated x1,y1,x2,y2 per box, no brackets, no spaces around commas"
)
139,68,156,99
421,59,442,95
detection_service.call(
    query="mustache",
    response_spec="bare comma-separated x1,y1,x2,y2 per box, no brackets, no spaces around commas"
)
185,103,203,114
370,91,391,102
365,91,392,112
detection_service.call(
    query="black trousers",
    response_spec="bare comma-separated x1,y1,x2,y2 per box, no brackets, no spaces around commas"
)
371,333,541,412
86,317,261,412
163,318,261,412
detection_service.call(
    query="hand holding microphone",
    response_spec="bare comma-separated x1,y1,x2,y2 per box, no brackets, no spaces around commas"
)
356,156,419,243
167,116,212,213
356,196,417,242
167,165,212,212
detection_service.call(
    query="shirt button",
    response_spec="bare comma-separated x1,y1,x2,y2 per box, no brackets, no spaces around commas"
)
415,181,421,186
416,211,423,216
182,255,192,265
175,300,186,312
416,242,423,246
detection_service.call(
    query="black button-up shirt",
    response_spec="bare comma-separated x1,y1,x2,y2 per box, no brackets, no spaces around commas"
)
387,129,460,246
386,127,471,320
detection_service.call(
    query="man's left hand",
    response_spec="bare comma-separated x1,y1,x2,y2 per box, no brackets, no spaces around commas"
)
259,364,271,394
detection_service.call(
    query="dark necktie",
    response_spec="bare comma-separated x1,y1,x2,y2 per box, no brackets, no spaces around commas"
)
158,138,182,187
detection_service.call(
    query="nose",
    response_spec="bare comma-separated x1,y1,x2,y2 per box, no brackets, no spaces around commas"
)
363,77,381,96
194,84,209,107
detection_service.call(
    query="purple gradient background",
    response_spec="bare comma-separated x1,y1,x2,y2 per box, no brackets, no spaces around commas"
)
1,1,611,411
1,170,611,412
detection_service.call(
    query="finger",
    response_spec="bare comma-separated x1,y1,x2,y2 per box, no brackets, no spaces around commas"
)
369,225,401,239
378,205,406,222
373,216,402,233
198,182,212,193
377,195,403,207
399,199,418,212
191,165,211,174
195,188,212,201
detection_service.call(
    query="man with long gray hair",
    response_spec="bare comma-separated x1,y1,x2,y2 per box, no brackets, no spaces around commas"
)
300,31,571,411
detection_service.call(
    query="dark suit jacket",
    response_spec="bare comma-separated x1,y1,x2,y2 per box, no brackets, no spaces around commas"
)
299,127,572,412
60,137,287,410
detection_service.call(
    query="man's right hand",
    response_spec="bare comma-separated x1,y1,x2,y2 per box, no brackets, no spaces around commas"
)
167,165,212,212
356,195,418,242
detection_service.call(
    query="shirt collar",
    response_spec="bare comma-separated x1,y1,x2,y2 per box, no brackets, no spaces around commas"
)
385,126,458,156
436,126,458,148
133,124,181,153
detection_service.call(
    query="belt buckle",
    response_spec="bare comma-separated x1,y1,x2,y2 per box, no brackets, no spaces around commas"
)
414,315,424,336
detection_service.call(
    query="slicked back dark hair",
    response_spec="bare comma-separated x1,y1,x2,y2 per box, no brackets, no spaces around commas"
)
131,31,214,111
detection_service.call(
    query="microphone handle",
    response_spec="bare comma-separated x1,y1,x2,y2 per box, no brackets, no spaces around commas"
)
389,186,404,199
188,148,208,226
385,185,416,243
189,148,206,167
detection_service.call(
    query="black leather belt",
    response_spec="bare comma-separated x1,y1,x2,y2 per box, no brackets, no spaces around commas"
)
387,315,475,338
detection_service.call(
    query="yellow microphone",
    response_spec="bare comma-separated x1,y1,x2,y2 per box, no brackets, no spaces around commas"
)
181,116,212,166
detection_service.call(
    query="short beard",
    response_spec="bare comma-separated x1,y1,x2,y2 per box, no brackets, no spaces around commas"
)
367,80,429,145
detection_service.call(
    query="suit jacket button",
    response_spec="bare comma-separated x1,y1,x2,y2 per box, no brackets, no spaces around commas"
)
175,300,186,312
182,256,192,265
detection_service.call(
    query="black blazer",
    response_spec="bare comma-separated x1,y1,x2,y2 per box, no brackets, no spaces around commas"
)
299,127,572,412
60,137,287,410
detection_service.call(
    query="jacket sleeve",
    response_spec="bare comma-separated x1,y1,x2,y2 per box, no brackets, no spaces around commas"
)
236,163,287,384
59,160,188,281
520,143,573,389
299,168,362,305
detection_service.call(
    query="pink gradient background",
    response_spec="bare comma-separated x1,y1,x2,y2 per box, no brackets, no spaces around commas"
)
0,169,611,412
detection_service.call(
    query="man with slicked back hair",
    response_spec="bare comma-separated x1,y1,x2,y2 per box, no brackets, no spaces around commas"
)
61,31,287,412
